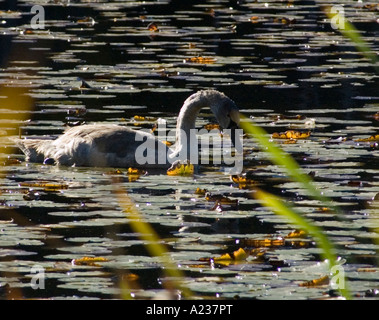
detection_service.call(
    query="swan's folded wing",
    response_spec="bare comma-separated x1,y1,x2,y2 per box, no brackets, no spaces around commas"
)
91,128,170,168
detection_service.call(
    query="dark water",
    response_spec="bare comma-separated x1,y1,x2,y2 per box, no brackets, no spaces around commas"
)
0,0,378,299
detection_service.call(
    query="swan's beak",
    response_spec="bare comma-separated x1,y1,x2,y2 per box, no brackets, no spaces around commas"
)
227,110,240,147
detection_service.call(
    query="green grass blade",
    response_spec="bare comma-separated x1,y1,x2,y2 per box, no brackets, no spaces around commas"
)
240,115,351,298
323,6,378,73
116,187,192,298
254,188,351,299
240,116,339,213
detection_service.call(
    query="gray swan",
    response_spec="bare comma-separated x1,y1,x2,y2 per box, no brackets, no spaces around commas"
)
16,90,240,169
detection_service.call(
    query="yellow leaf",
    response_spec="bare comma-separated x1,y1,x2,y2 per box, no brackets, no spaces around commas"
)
2,157,22,165
283,139,297,144
242,238,285,247
299,275,330,287
127,167,146,181
184,56,217,64
272,130,311,140
317,207,333,213
203,123,221,130
231,175,258,189
287,240,310,248
195,187,207,195
355,134,379,142
357,267,379,272
213,248,248,262
133,115,157,121
167,161,194,176
232,248,248,261
127,167,145,175
147,22,159,32
105,168,124,175
285,229,307,239
250,16,259,23
213,253,233,262
19,181,68,191
122,273,140,281
249,248,267,258
72,256,108,266
162,140,173,147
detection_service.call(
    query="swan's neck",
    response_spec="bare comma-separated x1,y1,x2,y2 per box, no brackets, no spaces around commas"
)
171,95,205,160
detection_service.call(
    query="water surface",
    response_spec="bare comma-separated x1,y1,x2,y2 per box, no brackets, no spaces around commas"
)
0,0,378,299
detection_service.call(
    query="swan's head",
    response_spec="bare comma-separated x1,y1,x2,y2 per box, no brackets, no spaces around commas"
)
204,90,240,146
215,102,240,131
198,90,240,130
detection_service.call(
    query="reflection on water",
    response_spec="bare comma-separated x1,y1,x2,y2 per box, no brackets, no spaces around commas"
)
0,0,378,299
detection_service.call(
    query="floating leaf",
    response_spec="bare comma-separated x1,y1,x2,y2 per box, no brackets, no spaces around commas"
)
231,174,258,189
272,114,306,121
356,268,379,272
203,124,221,130
355,134,379,142
316,207,333,213
147,22,159,32
285,229,307,239
127,168,145,176
127,167,146,181
76,17,95,26
105,167,146,181
167,161,194,176
72,256,109,267
200,247,264,267
298,275,330,287
122,273,139,281
2,157,22,166
105,169,124,175
273,17,296,24
23,190,40,201
272,130,311,140
213,248,249,263
0,10,21,18
205,193,238,205
249,248,267,258
194,187,207,195
184,57,217,64
242,238,285,248
286,240,310,248
231,248,249,261
19,181,68,191
133,115,157,121
213,253,232,262
283,139,297,144
250,16,260,23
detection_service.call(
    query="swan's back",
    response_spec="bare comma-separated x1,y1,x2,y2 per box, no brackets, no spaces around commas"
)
17,124,170,168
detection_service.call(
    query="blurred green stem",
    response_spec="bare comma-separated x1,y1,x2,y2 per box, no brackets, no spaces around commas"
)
323,5,379,73
117,187,192,299
240,116,351,299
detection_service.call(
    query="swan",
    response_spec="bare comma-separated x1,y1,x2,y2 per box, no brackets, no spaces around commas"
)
15,90,240,169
